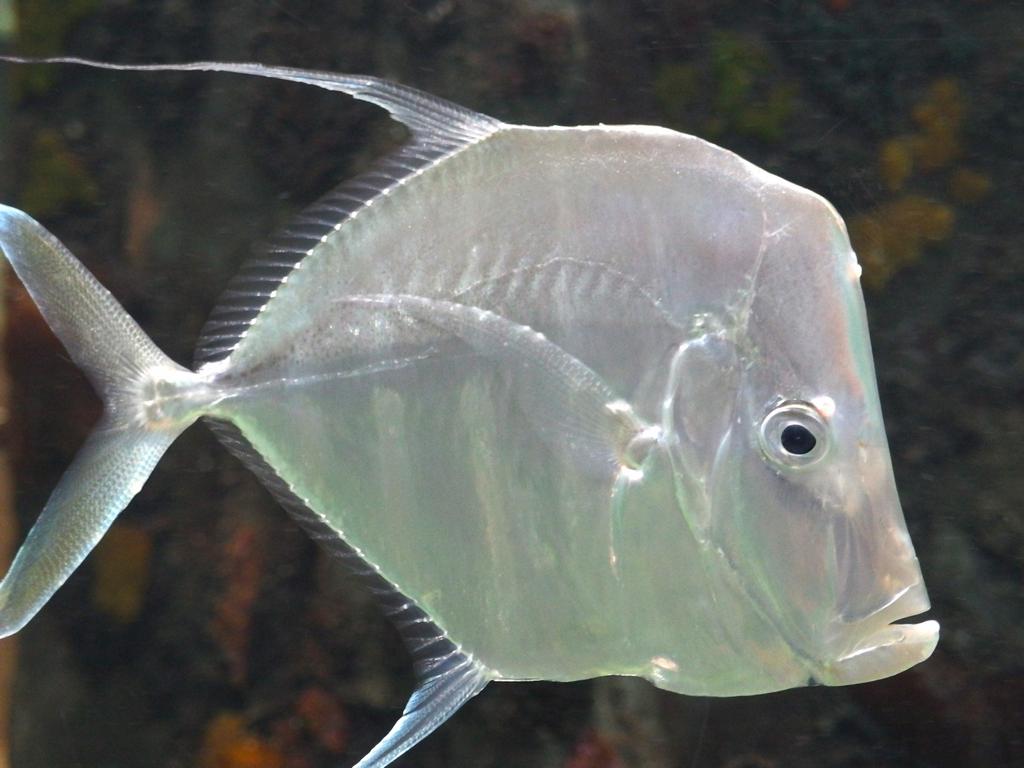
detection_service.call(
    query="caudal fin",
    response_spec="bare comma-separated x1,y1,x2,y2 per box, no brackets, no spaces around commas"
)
0,205,200,637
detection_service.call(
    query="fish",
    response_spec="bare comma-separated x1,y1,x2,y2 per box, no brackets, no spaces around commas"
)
0,57,938,768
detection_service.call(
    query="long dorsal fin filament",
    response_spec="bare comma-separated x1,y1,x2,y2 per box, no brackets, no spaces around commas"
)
0,56,503,142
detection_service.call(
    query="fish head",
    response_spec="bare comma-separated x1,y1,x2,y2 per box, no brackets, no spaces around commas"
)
695,181,938,688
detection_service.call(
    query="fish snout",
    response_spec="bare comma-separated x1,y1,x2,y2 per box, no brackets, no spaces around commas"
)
817,487,938,685
832,514,928,625
831,437,929,623
818,582,938,686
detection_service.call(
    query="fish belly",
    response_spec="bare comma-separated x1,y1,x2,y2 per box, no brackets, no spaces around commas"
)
217,357,636,680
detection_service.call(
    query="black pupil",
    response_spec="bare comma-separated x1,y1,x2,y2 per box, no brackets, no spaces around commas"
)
780,424,816,455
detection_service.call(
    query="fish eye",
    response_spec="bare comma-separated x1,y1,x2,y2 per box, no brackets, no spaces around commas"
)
781,424,815,455
758,401,830,469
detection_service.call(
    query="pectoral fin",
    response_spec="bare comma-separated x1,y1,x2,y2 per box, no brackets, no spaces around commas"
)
338,294,658,480
663,331,740,537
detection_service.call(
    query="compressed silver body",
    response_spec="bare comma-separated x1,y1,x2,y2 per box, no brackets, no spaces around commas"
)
204,125,931,694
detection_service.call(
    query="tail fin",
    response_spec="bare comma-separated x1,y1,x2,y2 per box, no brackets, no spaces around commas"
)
0,205,201,637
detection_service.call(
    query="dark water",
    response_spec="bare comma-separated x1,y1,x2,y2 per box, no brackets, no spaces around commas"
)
0,2,1021,767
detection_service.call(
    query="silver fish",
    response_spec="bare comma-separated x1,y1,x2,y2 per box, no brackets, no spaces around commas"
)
0,58,938,768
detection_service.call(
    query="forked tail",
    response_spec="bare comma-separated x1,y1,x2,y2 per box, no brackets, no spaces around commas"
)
0,205,204,636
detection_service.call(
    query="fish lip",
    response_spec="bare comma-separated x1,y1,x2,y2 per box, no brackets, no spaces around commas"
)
817,590,940,686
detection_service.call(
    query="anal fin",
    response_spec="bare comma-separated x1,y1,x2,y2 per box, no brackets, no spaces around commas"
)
204,419,492,768
353,654,490,768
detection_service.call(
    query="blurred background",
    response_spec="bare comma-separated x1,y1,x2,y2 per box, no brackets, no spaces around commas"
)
0,1,1020,766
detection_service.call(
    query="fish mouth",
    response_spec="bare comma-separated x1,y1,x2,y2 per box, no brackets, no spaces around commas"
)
817,584,940,686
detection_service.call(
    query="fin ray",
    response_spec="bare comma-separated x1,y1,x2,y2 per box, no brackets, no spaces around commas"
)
192,120,498,367
0,420,180,636
193,145,457,365
204,419,491,768
0,205,170,400
0,57,503,141
352,655,489,768
0,205,197,636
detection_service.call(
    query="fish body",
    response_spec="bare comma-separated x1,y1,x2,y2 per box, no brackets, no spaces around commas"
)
0,58,938,768
213,124,814,693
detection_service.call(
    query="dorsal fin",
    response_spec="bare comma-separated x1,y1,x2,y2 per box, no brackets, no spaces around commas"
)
192,139,462,364
0,57,502,143
205,418,491,768
0,56,505,366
